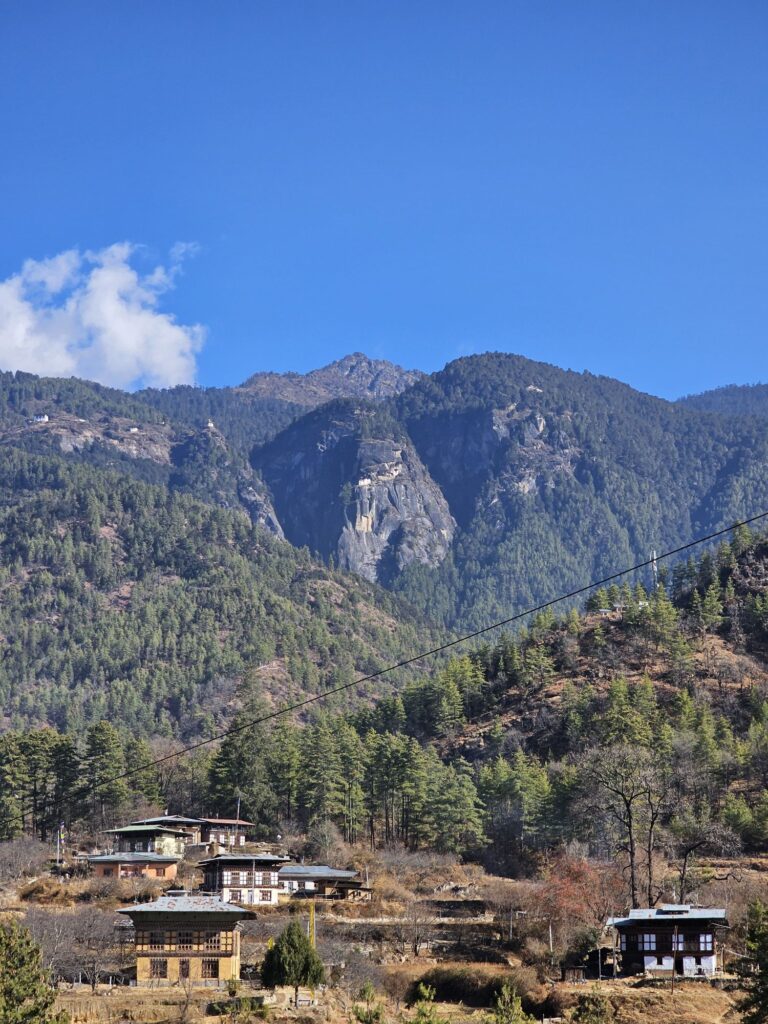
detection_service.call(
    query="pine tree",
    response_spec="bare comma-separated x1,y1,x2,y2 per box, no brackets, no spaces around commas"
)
488,982,534,1024
601,678,633,745
431,756,486,854
520,644,555,692
300,716,345,826
510,750,552,846
738,901,768,1024
265,720,301,822
0,919,68,1024
353,981,384,1024
413,984,448,1024
0,734,29,839
208,685,277,830
81,721,129,827
701,582,724,632
123,737,162,805
260,920,325,1005
571,985,615,1023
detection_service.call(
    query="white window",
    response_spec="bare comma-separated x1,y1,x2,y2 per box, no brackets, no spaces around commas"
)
638,933,656,951
700,934,713,951
222,871,232,885
239,835,245,845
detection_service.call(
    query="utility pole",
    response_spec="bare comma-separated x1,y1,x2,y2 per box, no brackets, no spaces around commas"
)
308,900,316,948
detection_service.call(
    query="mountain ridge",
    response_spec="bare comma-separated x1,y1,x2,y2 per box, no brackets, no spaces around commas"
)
3,353,768,635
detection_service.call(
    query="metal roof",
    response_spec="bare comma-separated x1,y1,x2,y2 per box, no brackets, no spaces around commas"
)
607,905,727,927
199,853,291,866
117,892,254,916
103,824,189,835
132,815,204,826
88,852,180,864
279,864,360,881
201,818,255,827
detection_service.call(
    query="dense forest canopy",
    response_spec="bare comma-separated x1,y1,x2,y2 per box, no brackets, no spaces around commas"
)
677,382,768,418
4,524,768,915
0,446,439,738
4,356,768,636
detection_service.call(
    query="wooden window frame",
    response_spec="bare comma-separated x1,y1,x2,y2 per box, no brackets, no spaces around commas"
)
202,958,219,980
150,958,168,979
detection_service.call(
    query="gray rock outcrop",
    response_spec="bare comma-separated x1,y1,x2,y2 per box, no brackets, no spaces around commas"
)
252,404,454,583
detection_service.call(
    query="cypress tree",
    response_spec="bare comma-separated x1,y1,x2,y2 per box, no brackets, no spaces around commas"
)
0,919,68,1024
261,920,325,1005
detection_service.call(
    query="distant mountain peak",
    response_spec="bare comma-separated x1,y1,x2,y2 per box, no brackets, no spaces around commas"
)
238,353,423,404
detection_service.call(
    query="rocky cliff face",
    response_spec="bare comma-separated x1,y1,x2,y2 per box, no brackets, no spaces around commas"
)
170,423,285,538
239,353,424,406
404,401,581,527
0,410,174,464
252,403,454,583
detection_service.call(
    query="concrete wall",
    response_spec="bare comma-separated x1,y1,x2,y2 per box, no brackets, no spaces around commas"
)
92,862,178,880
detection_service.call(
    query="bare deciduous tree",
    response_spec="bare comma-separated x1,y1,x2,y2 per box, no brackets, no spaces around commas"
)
0,838,51,883
581,744,671,909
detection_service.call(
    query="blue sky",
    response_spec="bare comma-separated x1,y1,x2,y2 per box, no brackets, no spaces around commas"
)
1,2,766,396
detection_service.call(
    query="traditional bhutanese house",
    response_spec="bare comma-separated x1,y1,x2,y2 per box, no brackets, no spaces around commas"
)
199,818,255,848
117,890,255,986
131,815,206,846
103,824,189,856
199,853,291,905
607,905,727,977
278,864,370,901
87,852,180,880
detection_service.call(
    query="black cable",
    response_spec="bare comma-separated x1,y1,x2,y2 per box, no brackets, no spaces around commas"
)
1,508,766,837
75,508,768,791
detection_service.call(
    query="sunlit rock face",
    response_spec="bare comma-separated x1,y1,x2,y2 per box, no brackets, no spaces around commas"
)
252,402,454,584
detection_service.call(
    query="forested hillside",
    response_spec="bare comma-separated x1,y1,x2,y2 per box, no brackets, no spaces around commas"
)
677,382,768,418
248,352,768,629
4,351,768,751
6,522,768,915
0,446,439,738
393,354,768,625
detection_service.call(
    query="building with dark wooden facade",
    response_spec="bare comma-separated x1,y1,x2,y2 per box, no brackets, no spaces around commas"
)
118,890,254,986
128,815,255,848
278,864,370,901
199,852,290,905
607,905,727,977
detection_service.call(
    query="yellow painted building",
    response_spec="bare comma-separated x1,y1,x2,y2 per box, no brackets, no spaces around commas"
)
118,891,255,986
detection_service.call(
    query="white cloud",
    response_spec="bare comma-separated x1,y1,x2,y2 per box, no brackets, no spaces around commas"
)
0,242,205,390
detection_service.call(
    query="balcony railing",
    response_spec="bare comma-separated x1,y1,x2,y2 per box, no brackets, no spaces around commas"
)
623,941,714,954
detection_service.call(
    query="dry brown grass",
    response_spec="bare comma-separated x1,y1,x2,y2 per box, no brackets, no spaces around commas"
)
554,980,740,1024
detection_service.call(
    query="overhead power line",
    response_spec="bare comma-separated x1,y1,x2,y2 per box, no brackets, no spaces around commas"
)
69,508,768,794
2,508,767,829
